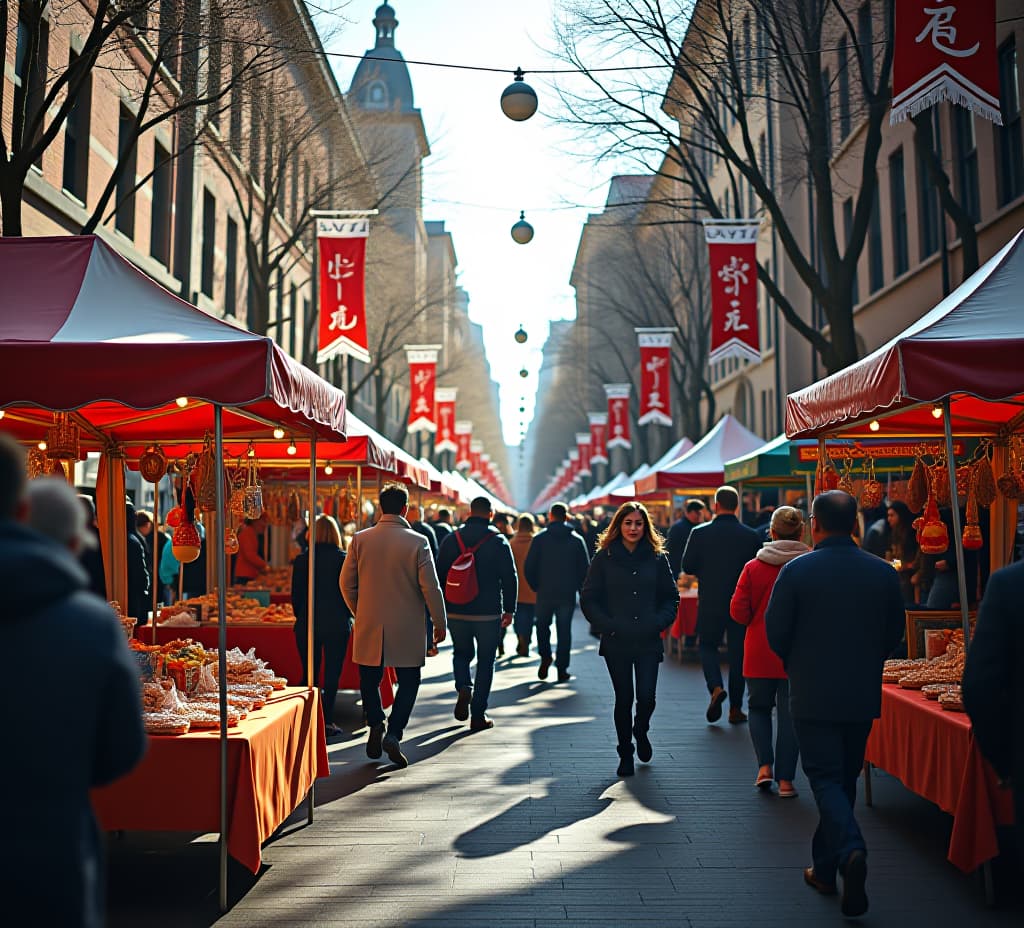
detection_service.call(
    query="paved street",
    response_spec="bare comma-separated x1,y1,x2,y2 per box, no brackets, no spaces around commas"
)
109,611,1021,927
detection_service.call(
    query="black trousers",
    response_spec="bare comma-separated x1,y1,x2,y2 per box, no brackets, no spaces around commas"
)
294,622,349,721
603,650,661,752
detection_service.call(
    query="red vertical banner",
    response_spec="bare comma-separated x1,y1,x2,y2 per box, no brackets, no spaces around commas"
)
317,218,370,364
568,449,580,487
405,345,440,433
588,412,608,465
470,440,483,478
891,0,1000,125
636,329,674,427
434,388,457,453
576,433,592,478
455,421,472,470
605,383,632,450
704,221,761,366
480,453,492,489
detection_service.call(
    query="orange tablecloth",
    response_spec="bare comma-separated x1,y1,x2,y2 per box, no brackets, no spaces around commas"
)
91,687,329,873
138,625,396,708
666,592,699,639
865,684,1015,872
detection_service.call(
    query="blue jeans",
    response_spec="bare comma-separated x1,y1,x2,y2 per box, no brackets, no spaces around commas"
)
535,598,576,671
793,719,873,884
513,602,535,639
359,663,421,741
699,618,747,708
747,678,799,781
603,651,660,751
449,617,501,719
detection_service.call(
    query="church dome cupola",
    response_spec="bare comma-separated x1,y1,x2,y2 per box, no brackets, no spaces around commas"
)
373,4,398,48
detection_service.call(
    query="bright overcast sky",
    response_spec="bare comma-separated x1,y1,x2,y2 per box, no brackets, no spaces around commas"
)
325,0,620,448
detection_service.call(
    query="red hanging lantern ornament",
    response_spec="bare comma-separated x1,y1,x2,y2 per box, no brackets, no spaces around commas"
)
859,455,883,510
962,470,983,551
918,477,949,556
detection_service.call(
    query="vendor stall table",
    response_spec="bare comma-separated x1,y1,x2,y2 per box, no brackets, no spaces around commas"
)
663,591,699,659
865,685,1014,875
138,626,396,708
91,687,329,873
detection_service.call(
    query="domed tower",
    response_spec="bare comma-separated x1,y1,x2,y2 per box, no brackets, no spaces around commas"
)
349,3,416,112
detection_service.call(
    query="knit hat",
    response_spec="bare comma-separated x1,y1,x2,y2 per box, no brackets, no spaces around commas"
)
770,506,804,539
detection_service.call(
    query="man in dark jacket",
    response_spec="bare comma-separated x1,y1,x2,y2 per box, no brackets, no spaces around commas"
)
963,560,1024,865
437,496,517,730
0,436,146,928
431,508,454,542
681,486,761,723
666,498,706,578
765,491,904,918
524,501,590,682
125,501,151,623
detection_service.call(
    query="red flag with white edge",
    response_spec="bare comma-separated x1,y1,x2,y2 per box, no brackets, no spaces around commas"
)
435,388,458,453
704,221,761,366
455,421,472,470
636,330,674,427
891,0,1001,125
576,433,592,477
406,346,440,433
588,412,608,465
605,384,632,450
317,218,370,364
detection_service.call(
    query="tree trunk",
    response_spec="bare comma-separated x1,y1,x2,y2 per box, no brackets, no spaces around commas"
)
0,173,26,236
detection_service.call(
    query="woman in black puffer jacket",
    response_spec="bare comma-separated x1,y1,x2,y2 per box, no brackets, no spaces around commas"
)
581,501,679,777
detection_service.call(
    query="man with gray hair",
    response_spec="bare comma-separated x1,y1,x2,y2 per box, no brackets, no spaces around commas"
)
26,477,97,554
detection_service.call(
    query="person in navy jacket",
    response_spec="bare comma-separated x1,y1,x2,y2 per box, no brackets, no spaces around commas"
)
580,502,678,777
765,491,904,918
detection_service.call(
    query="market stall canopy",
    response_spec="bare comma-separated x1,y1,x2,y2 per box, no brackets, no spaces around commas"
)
609,463,654,501
723,434,803,486
0,235,346,441
650,436,694,473
635,415,764,493
786,229,1024,439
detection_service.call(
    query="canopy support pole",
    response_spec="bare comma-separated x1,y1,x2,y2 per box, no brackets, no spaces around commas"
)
214,406,230,913
942,398,972,649
356,465,363,530
306,434,317,826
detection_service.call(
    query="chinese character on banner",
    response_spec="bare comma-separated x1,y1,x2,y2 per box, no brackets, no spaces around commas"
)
892,0,1000,124
316,218,370,363
405,345,440,433
588,412,608,465
636,330,674,427
703,221,761,366
576,433,592,478
455,421,472,470
434,388,458,453
604,383,632,450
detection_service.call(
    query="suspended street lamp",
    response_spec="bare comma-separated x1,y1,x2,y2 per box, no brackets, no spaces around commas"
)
514,324,528,343
519,367,529,379
511,212,534,245
500,67,538,121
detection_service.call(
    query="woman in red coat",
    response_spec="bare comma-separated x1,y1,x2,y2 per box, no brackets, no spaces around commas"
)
730,506,809,798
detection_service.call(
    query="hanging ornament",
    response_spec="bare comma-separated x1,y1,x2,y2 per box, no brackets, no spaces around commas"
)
907,457,929,513
975,452,997,507
918,478,949,555
500,68,538,121
514,325,528,344
243,453,264,520
511,213,534,245
45,412,81,461
859,455,883,509
139,444,168,483
962,471,983,551
224,527,240,556
171,521,202,563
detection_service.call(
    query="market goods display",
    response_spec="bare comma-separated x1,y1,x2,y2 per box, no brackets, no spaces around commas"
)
938,685,965,712
883,659,925,684
921,683,960,700
231,567,291,594
893,632,965,689
159,591,294,625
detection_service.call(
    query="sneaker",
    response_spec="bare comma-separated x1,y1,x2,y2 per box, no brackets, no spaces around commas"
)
538,656,552,680
366,723,385,759
841,850,868,917
634,726,652,763
454,686,472,722
382,734,408,769
616,753,635,777
728,707,748,724
706,686,726,723
469,715,494,732
557,669,571,683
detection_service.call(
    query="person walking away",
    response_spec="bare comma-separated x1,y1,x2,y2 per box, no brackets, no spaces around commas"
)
291,515,352,737
730,507,809,798
524,502,590,682
681,486,761,723
492,512,515,655
407,504,440,656
341,484,446,767
580,502,678,777
125,501,151,624
76,494,106,599
0,436,146,928
765,491,905,917
27,478,99,557
509,513,538,656
432,508,454,542
963,560,1024,868
234,514,268,584
666,499,706,579
436,497,517,731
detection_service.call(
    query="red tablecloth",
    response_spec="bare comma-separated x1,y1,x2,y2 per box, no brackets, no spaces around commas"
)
865,684,1015,872
92,687,329,873
137,625,396,708
667,592,699,639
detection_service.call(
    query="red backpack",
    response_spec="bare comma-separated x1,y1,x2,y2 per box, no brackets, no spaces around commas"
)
444,531,496,605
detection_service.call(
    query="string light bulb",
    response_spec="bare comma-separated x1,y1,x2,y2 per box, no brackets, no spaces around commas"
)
869,420,881,432
324,462,334,475
931,405,943,419
273,427,285,439
37,440,47,451
511,214,534,245
175,397,189,408
500,68,538,121
286,437,297,456
519,368,528,379
0,410,5,419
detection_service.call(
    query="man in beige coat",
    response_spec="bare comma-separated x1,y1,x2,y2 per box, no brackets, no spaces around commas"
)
341,484,446,767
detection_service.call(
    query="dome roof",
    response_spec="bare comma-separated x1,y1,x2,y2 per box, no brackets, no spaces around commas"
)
349,3,415,112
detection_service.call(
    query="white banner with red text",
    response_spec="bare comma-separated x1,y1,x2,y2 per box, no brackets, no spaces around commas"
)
636,330,674,427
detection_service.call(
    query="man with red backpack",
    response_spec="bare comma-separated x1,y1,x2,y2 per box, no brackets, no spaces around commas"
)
436,497,518,731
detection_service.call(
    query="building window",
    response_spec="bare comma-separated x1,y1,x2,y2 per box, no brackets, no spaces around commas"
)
207,6,223,131
953,108,980,222
743,16,752,94
838,38,851,140
158,0,178,62
762,258,774,351
843,197,859,306
857,4,872,83
115,106,137,239
201,190,216,299
230,43,244,155
150,141,172,266
225,217,238,313
820,68,831,157
62,52,91,201
868,181,884,293
889,147,909,277
14,13,48,166
996,37,1024,206
248,90,262,180
916,123,940,258
366,81,388,109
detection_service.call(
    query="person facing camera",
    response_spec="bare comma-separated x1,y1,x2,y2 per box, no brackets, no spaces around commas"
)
580,501,679,777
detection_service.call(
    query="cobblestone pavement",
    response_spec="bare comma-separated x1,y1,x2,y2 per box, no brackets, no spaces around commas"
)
109,611,1022,927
